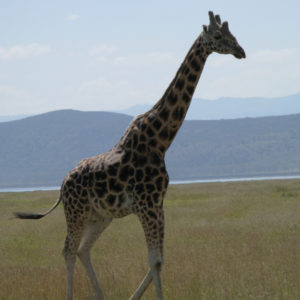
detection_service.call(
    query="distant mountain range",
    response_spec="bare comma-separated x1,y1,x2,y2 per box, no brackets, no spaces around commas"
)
1,93,300,123
118,92,300,120
1,109,300,188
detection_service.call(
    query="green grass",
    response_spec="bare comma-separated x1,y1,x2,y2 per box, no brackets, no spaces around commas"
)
1,180,300,299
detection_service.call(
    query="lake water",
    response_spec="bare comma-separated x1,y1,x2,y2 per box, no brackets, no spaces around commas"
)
1,175,300,193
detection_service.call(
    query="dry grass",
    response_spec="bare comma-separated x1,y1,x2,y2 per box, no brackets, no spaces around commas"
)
1,180,300,299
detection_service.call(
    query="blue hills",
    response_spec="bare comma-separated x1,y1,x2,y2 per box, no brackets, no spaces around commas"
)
1,109,300,188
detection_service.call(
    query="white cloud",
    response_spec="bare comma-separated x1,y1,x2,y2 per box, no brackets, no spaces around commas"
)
67,14,80,21
89,44,117,64
88,43,177,68
0,43,51,60
89,44,117,56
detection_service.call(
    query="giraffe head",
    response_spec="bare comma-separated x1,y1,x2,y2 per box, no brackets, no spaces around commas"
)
202,11,246,59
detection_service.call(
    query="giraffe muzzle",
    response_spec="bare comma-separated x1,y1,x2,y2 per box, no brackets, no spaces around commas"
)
234,46,246,59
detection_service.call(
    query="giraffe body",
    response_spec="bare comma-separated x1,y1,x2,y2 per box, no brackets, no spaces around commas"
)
62,122,169,221
15,12,245,300
61,128,168,300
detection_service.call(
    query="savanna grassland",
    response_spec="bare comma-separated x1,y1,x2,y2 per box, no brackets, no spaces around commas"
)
1,180,300,299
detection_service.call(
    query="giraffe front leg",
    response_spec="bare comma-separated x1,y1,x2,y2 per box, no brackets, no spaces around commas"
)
129,207,165,300
148,247,163,300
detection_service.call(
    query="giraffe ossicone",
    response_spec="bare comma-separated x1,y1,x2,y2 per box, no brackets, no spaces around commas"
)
15,11,245,300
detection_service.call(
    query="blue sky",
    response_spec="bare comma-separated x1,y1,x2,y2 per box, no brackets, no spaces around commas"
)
1,0,300,115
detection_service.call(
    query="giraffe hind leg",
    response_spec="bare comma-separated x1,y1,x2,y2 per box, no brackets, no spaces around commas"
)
62,212,112,300
63,223,85,300
77,215,112,300
129,269,153,300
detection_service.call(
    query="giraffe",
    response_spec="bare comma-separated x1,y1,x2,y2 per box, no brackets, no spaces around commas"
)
15,11,245,300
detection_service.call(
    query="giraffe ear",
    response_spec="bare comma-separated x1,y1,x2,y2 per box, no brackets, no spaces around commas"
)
202,25,208,33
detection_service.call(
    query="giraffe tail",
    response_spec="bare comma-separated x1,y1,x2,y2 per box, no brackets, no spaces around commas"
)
14,196,62,220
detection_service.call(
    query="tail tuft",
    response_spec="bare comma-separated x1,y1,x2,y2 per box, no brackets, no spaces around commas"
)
13,196,62,220
14,212,45,220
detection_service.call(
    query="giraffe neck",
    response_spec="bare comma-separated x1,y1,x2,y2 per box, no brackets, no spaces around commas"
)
148,35,210,151
118,35,211,155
